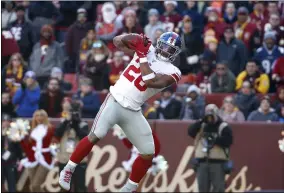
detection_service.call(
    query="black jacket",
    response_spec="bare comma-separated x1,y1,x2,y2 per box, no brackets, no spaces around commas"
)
1,135,23,165
234,92,260,119
8,20,35,60
54,119,89,140
217,38,248,76
188,117,233,148
39,90,65,117
179,28,204,74
2,102,17,118
157,98,182,119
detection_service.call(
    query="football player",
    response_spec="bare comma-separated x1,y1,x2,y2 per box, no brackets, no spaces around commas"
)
59,32,182,192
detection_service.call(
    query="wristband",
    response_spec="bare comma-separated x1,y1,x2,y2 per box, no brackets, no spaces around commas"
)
142,73,155,81
139,57,148,63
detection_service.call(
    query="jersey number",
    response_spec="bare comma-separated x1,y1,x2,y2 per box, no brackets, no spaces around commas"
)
123,65,147,91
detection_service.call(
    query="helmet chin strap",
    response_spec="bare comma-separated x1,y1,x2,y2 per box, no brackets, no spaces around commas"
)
157,53,169,62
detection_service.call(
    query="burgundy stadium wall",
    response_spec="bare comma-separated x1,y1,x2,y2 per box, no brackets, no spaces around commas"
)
10,120,283,192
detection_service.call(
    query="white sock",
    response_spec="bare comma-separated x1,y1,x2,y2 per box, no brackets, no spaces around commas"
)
120,179,138,192
67,160,77,169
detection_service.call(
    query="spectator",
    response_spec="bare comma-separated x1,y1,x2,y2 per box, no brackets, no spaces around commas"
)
109,51,126,85
182,1,204,30
61,97,72,119
65,8,93,73
254,32,284,92
255,32,284,74
176,16,203,74
155,86,182,119
96,2,122,51
73,78,101,118
12,71,40,117
113,1,126,15
177,16,203,74
219,96,245,122
8,5,35,60
28,1,59,41
118,9,143,35
2,92,17,118
39,78,65,118
54,1,83,42
79,29,97,71
125,1,148,28
234,7,261,56
19,110,55,192
272,56,284,88
263,13,284,46
236,59,270,94
144,101,159,119
1,114,22,193
267,2,280,16
29,24,64,88
1,31,20,68
160,1,182,31
203,8,226,41
152,28,166,46
84,41,110,91
48,67,72,92
2,53,27,94
247,96,278,122
273,86,284,116
279,106,284,123
250,2,266,28
1,1,17,29
223,2,237,24
216,25,248,76
180,85,205,120
196,52,215,94
203,37,218,62
210,62,236,93
144,9,164,42
54,101,89,192
234,81,260,119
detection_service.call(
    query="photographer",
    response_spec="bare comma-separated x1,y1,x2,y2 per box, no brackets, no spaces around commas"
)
188,104,233,192
54,101,89,192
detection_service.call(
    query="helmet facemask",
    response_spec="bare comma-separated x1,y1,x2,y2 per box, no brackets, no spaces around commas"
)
155,39,181,62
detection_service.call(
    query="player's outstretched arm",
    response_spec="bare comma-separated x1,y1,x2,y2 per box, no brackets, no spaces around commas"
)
113,34,135,56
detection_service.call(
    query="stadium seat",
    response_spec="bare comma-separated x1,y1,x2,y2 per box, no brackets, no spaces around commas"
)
64,73,78,92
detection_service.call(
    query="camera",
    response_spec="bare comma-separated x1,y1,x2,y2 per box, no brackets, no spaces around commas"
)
70,102,81,122
203,114,215,124
201,132,217,152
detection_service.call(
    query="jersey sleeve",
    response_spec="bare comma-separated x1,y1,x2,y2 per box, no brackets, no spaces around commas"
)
169,67,182,83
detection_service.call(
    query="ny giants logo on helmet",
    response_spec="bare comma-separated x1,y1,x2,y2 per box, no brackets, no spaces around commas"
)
155,32,181,62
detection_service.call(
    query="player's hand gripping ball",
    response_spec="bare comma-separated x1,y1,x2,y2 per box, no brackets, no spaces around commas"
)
123,33,152,57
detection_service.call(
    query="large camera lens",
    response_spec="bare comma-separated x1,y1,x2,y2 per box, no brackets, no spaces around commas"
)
204,114,214,123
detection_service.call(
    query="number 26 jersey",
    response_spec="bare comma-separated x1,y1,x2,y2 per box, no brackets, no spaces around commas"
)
110,45,181,111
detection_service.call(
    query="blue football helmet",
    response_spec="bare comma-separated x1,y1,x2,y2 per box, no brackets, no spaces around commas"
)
155,32,182,62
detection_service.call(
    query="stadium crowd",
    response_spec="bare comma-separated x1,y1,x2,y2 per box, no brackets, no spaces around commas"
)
1,0,284,122
1,1,284,192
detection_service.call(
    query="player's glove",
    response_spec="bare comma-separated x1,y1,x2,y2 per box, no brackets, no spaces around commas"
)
127,34,152,58
136,34,152,58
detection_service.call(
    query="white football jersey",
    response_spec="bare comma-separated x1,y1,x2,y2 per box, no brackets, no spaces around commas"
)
110,45,181,111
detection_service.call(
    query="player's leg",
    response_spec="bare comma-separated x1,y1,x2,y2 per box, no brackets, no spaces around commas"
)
59,94,118,190
118,110,155,192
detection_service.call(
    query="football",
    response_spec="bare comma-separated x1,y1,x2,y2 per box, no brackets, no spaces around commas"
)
122,33,148,48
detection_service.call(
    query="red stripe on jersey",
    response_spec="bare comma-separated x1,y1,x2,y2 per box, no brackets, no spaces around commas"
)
171,73,180,83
